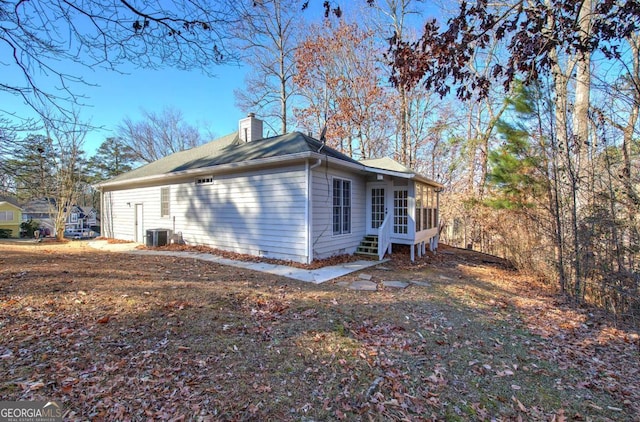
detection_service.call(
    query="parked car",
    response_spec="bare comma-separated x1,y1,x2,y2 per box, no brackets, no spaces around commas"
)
64,229,97,240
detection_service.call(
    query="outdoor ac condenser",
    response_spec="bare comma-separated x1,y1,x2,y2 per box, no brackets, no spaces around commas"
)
146,229,171,247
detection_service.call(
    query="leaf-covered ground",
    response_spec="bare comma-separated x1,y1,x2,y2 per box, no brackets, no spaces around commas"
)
0,240,638,421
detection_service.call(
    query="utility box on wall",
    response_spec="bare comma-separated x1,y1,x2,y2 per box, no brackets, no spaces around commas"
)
146,229,171,247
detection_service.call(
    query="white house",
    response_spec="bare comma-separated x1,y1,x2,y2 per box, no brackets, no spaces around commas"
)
96,115,442,263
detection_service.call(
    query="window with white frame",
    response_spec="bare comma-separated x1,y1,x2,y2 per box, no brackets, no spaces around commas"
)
423,185,430,229
332,178,351,235
161,187,170,217
371,188,385,229
394,189,408,234
427,187,434,229
0,211,14,221
415,184,422,232
431,188,438,229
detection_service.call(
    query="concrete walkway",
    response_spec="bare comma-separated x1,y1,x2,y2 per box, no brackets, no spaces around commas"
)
88,240,385,284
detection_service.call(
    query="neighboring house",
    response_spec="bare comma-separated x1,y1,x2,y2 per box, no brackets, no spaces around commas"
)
0,201,22,237
21,199,98,237
96,114,442,263
65,205,99,233
21,198,56,234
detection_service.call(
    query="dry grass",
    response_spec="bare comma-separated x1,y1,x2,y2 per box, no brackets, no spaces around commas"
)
0,240,638,420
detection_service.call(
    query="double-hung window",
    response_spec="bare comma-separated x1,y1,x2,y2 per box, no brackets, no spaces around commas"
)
332,178,351,235
0,211,13,221
160,187,170,217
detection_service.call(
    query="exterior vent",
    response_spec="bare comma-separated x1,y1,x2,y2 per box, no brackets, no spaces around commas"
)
146,229,171,247
196,176,214,185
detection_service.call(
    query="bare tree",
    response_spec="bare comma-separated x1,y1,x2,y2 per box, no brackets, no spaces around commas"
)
372,0,424,167
44,115,87,240
294,19,393,158
118,107,203,163
6,110,91,240
0,0,238,126
232,0,304,135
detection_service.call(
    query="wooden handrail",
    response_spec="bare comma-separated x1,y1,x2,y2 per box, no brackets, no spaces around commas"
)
377,212,391,260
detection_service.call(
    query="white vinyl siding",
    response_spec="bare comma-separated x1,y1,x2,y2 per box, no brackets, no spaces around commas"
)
311,167,366,260
102,187,163,242
102,165,309,263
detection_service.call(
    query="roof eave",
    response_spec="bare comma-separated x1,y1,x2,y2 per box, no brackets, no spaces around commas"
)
96,151,317,189
361,165,443,188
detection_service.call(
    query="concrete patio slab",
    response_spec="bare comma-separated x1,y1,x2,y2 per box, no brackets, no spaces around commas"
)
349,280,378,291
88,240,386,284
381,280,409,289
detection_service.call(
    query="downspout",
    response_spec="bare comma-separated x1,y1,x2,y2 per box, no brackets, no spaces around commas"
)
307,159,322,264
436,189,440,230
98,187,104,238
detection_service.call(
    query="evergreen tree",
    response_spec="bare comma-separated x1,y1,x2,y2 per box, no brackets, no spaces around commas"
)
486,84,544,210
5,134,57,201
87,137,138,183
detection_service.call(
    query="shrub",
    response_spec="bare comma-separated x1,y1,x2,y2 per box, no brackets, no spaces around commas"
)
20,219,40,238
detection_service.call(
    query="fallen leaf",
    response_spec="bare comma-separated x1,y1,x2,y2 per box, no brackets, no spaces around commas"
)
512,395,527,412
24,381,45,391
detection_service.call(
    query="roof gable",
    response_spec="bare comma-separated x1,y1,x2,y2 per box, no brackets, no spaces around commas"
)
360,157,443,188
21,198,56,213
0,201,22,211
360,157,415,174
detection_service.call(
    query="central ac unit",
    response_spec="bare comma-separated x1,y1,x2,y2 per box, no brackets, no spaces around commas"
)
146,229,171,247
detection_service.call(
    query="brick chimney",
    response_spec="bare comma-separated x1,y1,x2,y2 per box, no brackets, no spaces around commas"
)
238,113,264,143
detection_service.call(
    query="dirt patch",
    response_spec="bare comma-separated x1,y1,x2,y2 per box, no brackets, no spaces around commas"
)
0,241,638,420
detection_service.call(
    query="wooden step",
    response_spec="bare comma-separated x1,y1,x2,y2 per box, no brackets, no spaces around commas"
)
355,235,379,258
355,251,379,258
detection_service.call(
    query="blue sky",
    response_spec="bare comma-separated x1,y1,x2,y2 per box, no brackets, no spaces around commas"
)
2,2,444,158
5,60,250,156
80,64,249,154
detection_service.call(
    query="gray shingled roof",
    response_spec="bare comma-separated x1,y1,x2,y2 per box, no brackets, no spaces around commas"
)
104,132,241,184
101,131,360,186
